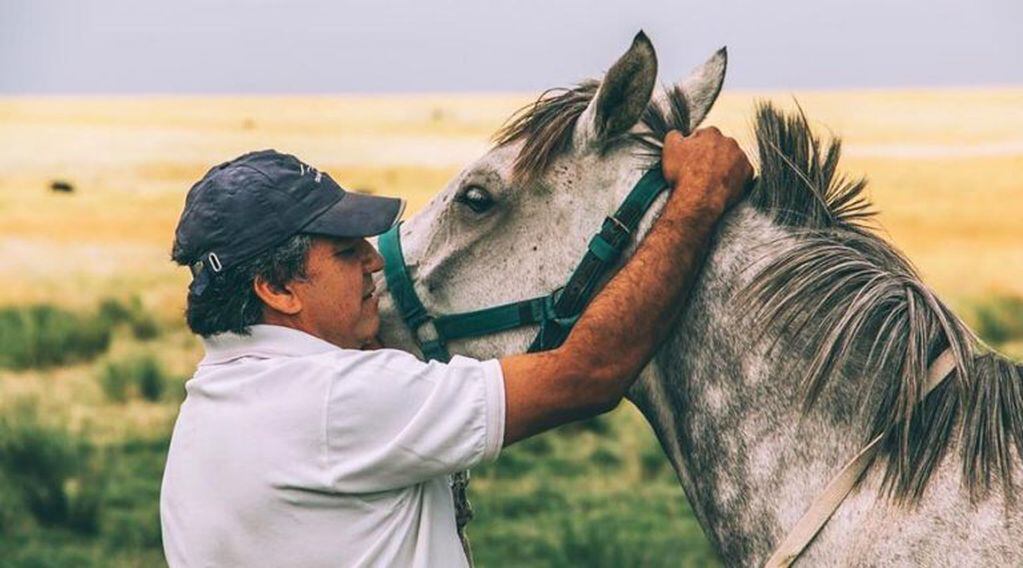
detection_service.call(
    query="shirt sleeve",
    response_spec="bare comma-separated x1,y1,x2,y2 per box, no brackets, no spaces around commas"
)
321,348,505,493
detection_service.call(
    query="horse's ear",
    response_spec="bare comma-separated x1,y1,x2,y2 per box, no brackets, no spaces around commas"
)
661,47,727,132
574,31,658,149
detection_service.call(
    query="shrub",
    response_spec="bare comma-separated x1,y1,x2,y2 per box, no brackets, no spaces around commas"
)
639,439,673,481
0,470,27,532
129,315,161,341
105,508,163,550
101,434,169,551
3,544,100,568
0,305,112,369
97,298,134,324
98,354,168,403
98,296,161,340
0,400,104,533
518,434,553,457
66,469,106,535
560,414,612,435
136,357,167,402
99,363,131,403
554,498,715,567
471,483,718,568
972,295,1023,346
590,446,622,469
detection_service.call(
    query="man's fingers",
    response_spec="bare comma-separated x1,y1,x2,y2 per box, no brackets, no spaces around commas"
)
662,130,686,185
659,125,754,215
664,130,684,149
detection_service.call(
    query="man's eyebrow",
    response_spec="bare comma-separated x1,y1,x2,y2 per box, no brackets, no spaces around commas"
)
330,240,358,251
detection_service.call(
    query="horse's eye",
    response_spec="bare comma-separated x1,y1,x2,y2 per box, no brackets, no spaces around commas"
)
455,186,495,214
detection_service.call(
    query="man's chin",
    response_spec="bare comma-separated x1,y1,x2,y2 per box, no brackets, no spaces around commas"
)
358,315,381,347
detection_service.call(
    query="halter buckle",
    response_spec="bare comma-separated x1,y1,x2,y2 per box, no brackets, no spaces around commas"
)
607,215,631,236
413,319,453,362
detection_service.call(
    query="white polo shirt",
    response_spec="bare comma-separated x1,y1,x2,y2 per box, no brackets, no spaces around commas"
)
160,325,505,567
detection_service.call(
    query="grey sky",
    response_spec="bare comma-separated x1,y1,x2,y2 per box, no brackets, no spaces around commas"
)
1,0,1019,94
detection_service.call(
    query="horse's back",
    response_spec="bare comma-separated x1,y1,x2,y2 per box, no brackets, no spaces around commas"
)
806,448,1023,567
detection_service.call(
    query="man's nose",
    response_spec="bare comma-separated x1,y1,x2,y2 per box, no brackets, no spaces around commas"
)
362,240,385,273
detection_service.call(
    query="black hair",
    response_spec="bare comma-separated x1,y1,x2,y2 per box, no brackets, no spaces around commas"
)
174,234,314,337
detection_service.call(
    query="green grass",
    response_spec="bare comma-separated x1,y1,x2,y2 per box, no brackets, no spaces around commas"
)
0,400,168,567
0,399,105,533
0,397,715,567
3,294,1020,566
0,305,112,370
0,297,721,567
469,414,720,567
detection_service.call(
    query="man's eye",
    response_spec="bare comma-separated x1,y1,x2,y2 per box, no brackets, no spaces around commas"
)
455,186,495,214
335,248,358,258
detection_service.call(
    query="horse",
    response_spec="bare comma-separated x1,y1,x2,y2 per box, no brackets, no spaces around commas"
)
375,32,1023,566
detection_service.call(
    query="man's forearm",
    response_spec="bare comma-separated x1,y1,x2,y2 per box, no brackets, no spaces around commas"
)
498,128,750,445
559,192,721,400
498,194,721,444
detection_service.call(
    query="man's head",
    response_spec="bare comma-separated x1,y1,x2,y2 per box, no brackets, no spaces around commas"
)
172,150,403,348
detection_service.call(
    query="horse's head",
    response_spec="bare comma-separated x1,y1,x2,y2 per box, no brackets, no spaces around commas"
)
376,32,728,360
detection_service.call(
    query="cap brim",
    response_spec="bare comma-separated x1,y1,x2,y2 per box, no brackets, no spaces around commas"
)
302,191,405,238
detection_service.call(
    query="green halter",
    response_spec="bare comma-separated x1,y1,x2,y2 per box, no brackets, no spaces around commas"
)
378,166,669,363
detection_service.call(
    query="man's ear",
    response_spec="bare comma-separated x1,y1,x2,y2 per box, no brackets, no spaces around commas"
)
254,276,302,315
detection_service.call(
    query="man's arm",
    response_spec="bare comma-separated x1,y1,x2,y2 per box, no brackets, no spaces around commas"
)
499,128,753,445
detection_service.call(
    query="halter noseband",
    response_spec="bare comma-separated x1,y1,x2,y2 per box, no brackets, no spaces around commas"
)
378,166,669,363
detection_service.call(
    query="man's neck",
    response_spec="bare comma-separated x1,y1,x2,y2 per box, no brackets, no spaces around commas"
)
260,312,355,350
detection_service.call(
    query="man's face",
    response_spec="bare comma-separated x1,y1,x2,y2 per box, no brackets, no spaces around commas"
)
290,236,384,349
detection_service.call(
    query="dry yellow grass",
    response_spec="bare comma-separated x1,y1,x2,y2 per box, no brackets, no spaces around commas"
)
0,89,1020,314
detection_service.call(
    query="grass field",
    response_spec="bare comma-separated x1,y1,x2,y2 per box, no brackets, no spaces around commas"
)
0,89,1021,566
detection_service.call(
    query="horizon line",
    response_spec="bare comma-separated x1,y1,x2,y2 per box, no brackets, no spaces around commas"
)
2,83,1022,99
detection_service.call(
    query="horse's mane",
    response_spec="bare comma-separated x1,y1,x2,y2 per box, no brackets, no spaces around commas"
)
742,103,1022,503
496,83,1023,503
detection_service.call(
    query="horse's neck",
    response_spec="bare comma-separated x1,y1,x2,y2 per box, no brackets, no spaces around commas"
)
627,206,877,565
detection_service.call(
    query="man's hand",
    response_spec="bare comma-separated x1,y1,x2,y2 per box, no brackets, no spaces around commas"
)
662,128,753,217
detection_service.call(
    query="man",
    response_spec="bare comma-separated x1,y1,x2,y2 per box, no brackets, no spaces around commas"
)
161,128,752,567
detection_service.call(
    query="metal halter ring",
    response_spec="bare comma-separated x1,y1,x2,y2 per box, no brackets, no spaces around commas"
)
207,252,223,272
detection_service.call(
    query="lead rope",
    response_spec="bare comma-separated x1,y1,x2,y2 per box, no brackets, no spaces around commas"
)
763,348,958,567
452,471,475,565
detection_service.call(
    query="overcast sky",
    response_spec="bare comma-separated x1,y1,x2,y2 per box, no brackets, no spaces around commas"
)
1,0,1019,94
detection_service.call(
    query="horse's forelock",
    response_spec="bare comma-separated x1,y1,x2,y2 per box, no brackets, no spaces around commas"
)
493,81,695,187
493,82,598,187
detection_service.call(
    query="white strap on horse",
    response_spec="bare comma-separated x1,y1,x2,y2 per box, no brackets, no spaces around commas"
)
764,349,958,568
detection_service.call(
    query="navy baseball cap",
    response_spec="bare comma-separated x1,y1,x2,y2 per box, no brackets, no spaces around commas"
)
173,149,405,295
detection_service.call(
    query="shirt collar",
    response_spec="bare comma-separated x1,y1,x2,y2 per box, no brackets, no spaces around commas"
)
200,324,340,366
